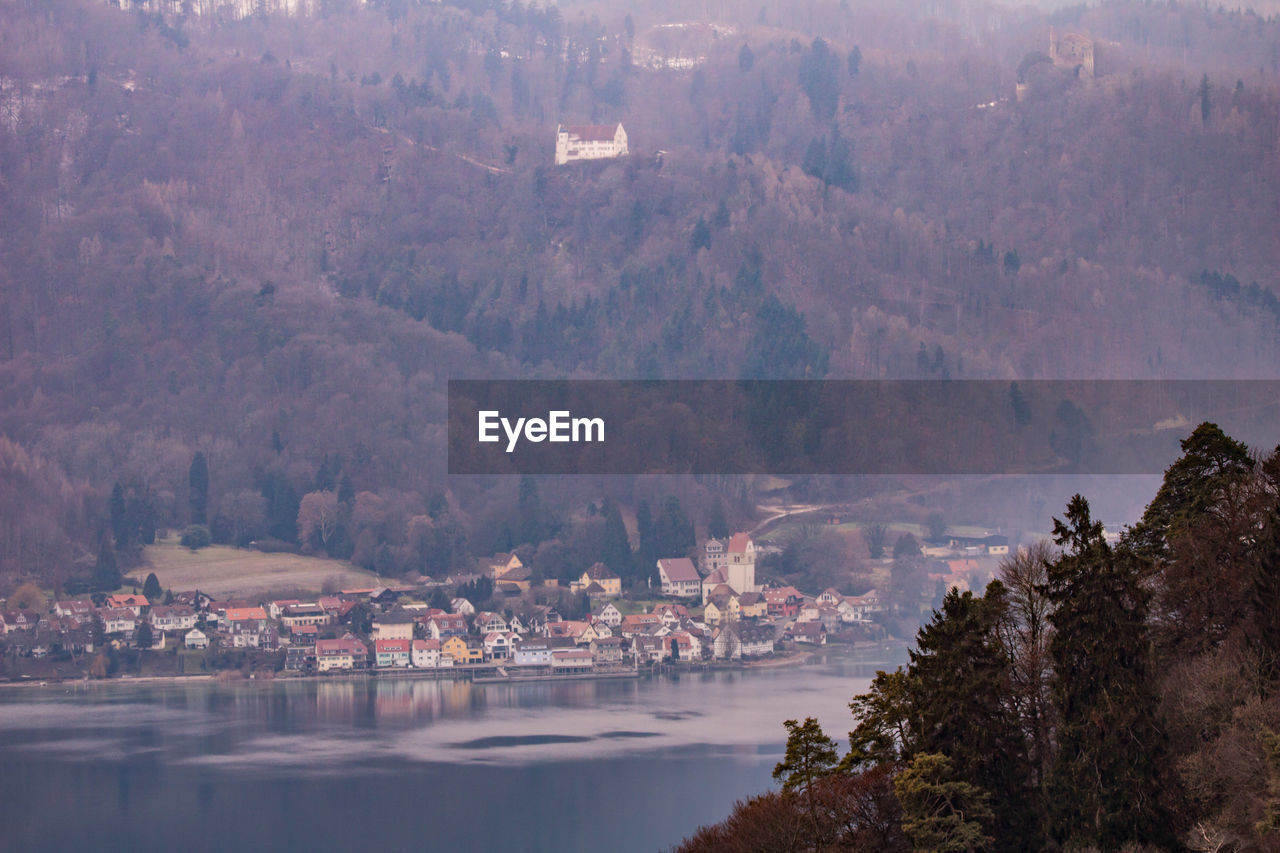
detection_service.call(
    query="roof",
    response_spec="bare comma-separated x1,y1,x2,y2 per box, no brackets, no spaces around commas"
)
317,638,367,655
658,557,700,583
727,533,752,554
375,639,411,653
583,562,619,581
226,607,268,621
561,123,621,142
412,639,441,650
106,594,150,608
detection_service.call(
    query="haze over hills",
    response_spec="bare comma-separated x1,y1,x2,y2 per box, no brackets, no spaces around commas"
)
0,0,1278,586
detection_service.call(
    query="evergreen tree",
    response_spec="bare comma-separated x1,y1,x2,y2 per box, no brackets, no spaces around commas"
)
135,620,154,650
894,752,994,853
600,499,633,581
654,496,695,560
1044,495,1175,849
708,500,730,541
774,717,839,842
93,536,121,592
143,572,162,601
907,584,1039,847
110,483,128,547
1124,422,1252,560
189,452,209,526
636,499,657,568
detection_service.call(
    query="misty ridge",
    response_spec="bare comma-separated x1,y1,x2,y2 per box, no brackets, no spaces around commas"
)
0,0,1278,585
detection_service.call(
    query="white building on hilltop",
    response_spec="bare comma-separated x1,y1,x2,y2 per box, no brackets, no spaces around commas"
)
554,123,628,165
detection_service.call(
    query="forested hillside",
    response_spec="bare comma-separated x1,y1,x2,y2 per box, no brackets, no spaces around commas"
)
1,0,1278,588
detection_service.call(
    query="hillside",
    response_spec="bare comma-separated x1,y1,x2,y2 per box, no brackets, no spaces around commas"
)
1,0,1278,588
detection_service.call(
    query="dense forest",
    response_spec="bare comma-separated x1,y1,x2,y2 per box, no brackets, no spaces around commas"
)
1,0,1279,590
677,424,1280,852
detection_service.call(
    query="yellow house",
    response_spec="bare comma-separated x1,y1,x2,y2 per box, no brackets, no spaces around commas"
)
738,592,767,619
571,562,621,598
703,601,723,626
461,639,485,664
440,636,469,665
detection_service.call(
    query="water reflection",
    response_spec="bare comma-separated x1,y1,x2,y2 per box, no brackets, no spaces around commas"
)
0,656,903,853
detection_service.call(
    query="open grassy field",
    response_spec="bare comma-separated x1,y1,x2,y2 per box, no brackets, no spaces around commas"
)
139,542,391,598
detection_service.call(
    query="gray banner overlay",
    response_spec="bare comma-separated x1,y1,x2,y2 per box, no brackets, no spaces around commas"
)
447,380,1280,475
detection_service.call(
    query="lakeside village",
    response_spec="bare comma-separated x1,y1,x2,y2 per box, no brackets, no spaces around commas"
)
0,531,1010,683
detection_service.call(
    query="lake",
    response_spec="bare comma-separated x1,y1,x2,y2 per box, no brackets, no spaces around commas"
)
0,654,900,852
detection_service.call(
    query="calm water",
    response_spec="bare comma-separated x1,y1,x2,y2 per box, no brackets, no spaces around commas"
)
0,655,898,852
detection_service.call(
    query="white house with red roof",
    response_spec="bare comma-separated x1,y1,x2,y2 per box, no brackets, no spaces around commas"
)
374,638,412,668
554,123,628,165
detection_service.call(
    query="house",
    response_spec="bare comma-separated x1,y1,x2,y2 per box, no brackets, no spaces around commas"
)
571,563,621,598
631,635,668,664
411,639,447,668
267,599,301,620
554,123,628,165
595,603,623,627
225,607,269,632
619,614,661,637
105,594,149,616
483,631,517,661
371,614,415,640
668,630,702,661
101,608,138,635
426,614,469,639
282,604,331,629
703,600,724,626
737,591,767,620
284,644,314,672
451,598,476,616
53,600,94,620
495,562,533,591
184,628,209,650
149,605,197,633
440,635,469,665
590,636,625,665
375,638,413,668
763,587,803,618
316,636,368,672
817,588,842,606
657,557,702,598
487,552,523,580
650,603,689,627
513,638,559,667
788,622,827,645
2,610,37,633
289,623,319,644
712,625,742,660
460,639,485,664
739,624,776,658
474,611,508,634
551,648,594,671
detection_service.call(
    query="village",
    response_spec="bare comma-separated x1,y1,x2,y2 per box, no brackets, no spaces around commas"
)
0,529,1009,682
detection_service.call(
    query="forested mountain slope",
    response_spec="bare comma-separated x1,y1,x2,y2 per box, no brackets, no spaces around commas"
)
1,0,1277,584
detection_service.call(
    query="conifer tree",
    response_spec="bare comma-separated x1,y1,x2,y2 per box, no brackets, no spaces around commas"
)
1044,495,1175,849
906,584,1039,847
188,452,209,526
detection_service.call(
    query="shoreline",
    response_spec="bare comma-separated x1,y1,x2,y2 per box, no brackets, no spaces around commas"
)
0,642,906,691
